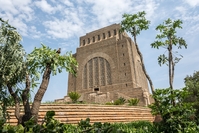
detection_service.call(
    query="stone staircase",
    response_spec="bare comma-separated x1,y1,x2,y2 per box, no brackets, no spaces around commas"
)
6,104,155,125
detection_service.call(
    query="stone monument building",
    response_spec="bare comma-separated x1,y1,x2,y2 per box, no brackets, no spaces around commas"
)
58,24,151,106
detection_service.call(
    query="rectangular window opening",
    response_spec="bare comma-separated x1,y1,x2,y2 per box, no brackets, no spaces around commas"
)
103,33,105,39
114,29,117,35
83,40,85,45
108,31,111,37
88,38,90,44
93,36,95,42
98,35,100,41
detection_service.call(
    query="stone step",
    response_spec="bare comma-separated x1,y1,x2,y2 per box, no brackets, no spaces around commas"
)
7,108,151,113
8,112,152,117
7,117,155,125
8,113,152,117
7,118,155,125
7,103,146,107
6,107,151,111
6,104,154,125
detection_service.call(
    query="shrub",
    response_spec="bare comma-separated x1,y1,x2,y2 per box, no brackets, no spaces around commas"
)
149,88,199,133
24,111,79,133
68,91,81,103
105,102,113,105
1,111,161,133
113,121,156,133
113,97,126,105
128,98,139,106
184,71,199,124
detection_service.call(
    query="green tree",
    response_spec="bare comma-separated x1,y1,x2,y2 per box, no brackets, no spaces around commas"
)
0,18,26,124
149,88,197,133
0,18,78,125
27,45,77,123
184,71,199,123
151,18,187,91
120,11,155,94
148,19,197,132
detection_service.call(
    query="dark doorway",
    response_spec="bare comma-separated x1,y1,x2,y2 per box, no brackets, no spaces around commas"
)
94,88,99,92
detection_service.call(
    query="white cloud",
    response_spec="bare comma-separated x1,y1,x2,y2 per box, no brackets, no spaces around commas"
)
175,6,187,14
34,0,55,14
13,19,28,36
0,15,28,36
85,0,133,27
31,0,159,40
185,22,199,36
0,0,19,15
29,26,43,39
41,2,87,39
43,17,83,39
184,0,199,7
84,0,158,28
144,0,159,18
0,0,34,36
0,0,33,20
173,6,199,36
60,0,74,7
180,49,199,66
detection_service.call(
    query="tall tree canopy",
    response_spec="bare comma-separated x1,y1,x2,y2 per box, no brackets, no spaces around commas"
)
0,18,78,125
0,18,26,88
120,11,155,94
151,18,187,91
0,18,26,122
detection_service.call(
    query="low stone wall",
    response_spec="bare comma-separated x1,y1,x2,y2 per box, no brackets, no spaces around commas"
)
6,104,155,125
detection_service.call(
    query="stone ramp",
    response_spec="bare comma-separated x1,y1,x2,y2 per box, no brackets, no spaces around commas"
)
6,104,155,125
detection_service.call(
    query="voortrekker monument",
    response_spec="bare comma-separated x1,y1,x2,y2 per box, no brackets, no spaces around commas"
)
57,24,152,106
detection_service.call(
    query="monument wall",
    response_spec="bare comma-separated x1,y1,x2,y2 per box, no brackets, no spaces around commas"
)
64,24,151,106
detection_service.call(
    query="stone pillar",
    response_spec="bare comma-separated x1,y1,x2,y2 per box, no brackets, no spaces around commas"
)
92,58,95,88
104,59,107,85
86,64,89,89
98,57,101,86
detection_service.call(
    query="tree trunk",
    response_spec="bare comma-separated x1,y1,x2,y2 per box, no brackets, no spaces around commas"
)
21,74,31,125
168,44,173,90
168,41,175,106
132,29,155,94
171,55,174,90
7,84,22,124
31,65,51,123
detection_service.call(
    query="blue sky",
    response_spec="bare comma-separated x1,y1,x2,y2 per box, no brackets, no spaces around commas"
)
0,0,199,102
